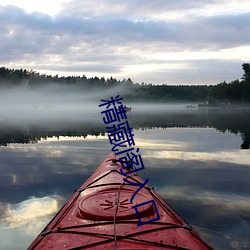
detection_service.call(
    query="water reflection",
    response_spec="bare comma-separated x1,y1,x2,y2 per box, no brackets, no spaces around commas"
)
0,109,250,249
0,107,250,149
0,196,62,250
1,196,59,228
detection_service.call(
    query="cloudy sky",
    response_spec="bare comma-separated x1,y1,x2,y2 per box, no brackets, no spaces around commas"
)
0,0,250,85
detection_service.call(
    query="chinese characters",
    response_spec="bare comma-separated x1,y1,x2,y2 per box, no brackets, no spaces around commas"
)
99,95,160,226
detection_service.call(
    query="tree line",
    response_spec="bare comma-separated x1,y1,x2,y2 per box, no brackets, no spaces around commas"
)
0,63,249,104
208,63,250,105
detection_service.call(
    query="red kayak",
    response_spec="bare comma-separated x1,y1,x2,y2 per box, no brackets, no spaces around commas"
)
28,152,213,249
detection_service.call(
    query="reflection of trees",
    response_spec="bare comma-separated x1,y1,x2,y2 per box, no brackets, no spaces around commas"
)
241,133,250,149
0,109,250,149
0,123,107,146
0,132,38,146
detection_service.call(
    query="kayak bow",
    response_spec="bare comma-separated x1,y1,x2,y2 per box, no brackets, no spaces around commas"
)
28,152,213,249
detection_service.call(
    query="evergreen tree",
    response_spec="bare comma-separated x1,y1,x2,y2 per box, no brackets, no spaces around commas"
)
242,63,250,83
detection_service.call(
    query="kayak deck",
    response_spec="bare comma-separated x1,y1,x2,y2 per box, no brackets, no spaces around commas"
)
28,153,213,249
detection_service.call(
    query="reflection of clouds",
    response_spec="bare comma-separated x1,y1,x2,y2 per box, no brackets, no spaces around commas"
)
157,186,250,216
0,202,7,218
147,150,250,166
134,127,243,152
0,138,111,204
12,175,17,184
135,140,186,150
132,127,249,166
3,137,111,178
157,186,250,249
0,196,59,230
0,196,62,250
194,224,250,250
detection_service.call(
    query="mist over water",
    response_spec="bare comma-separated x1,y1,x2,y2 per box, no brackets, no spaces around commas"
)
0,84,198,124
1,84,250,148
0,85,98,121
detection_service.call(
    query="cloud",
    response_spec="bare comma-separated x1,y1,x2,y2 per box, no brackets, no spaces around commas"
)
0,1,250,84
3,5,248,48
58,0,246,19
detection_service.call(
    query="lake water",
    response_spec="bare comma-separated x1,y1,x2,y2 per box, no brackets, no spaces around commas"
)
0,105,250,249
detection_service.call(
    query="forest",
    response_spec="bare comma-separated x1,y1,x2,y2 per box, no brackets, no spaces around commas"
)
0,63,250,104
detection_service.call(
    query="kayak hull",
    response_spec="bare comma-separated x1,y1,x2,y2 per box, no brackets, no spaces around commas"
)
28,152,213,249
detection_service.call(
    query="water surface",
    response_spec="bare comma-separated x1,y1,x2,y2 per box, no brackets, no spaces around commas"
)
0,106,250,249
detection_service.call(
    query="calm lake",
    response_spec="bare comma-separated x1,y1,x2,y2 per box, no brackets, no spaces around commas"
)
0,104,250,249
